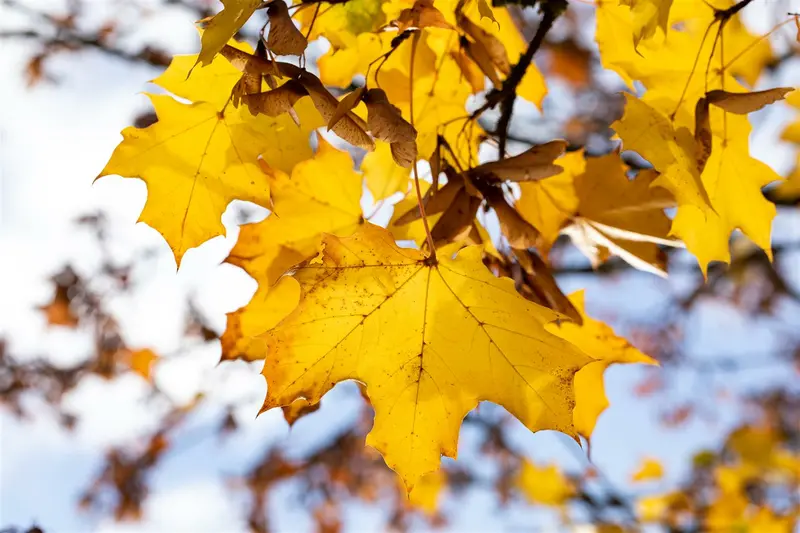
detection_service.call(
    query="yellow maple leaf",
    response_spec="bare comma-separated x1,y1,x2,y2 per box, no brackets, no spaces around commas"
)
97,93,320,266
518,150,677,274
620,0,674,48
196,0,262,67
612,94,711,213
362,142,411,201
516,460,575,506
154,37,253,108
631,457,665,482
221,139,365,360
597,0,771,98
259,224,592,489
547,291,657,439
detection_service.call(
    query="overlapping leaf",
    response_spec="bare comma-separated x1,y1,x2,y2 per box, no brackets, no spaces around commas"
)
259,224,592,489
221,139,364,361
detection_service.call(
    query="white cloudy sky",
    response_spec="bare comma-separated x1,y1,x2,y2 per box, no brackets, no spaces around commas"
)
1,1,800,532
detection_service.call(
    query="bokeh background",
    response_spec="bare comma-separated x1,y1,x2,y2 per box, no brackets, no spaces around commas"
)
1,0,799,531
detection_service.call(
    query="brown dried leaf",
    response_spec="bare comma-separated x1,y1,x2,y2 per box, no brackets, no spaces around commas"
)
364,88,417,144
515,250,582,324
267,1,308,56
470,140,567,182
694,97,712,174
298,72,374,150
395,179,464,225
484,188,541,249
461,36,502,88
242,80,308,116
457,13,510,75
328,86,365,131
706,87,794,115
430,187,482,245
390,140,417,168
394,0,451,31
451,48,485,93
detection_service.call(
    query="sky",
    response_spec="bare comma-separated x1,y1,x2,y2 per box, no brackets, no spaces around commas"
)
1,1,800,532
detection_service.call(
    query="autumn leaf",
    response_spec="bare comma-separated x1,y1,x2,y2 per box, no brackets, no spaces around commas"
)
221,139,364,361
612,94,711,213
518,150,678,274
97,93,320,266
154,37,254,108
362,142,410,201
517,461,575,506
631,457,665,482
620,0,674,48
196,0,262,67
123,348,160,381
259,224,592,489
546,291,658,439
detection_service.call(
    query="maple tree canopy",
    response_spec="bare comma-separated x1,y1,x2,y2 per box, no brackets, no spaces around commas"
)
97,0,795,491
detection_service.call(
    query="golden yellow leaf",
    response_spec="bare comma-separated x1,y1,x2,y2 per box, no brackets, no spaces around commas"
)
669,111,781,272
97,93,321,266
516,461,575,506
197,0,261,67
620,0,674,48
612,94,711,213
518,150,676,273
631,457,665,482
153,37,254,108
362,142,410,201
597,0,772,97
547,291,657,439
259,224,592,489
221,139,365,361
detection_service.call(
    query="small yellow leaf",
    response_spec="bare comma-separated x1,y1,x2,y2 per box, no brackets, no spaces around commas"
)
631,457,665,482
516,461,575,507
197,0,262,67
126,349,160,381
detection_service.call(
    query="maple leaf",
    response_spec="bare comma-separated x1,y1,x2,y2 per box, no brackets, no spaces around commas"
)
97,89,321,266
259,224,592,489
362,142,411,201
596,0,772,95
620,0,674,48
153,37,254,108
221,139,365,361
196,0,262,67
612,94,711,212
517,149,678,274
546,291,657,439
615,93,783,272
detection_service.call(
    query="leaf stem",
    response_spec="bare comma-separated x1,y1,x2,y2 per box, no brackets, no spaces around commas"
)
409,31,437,261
